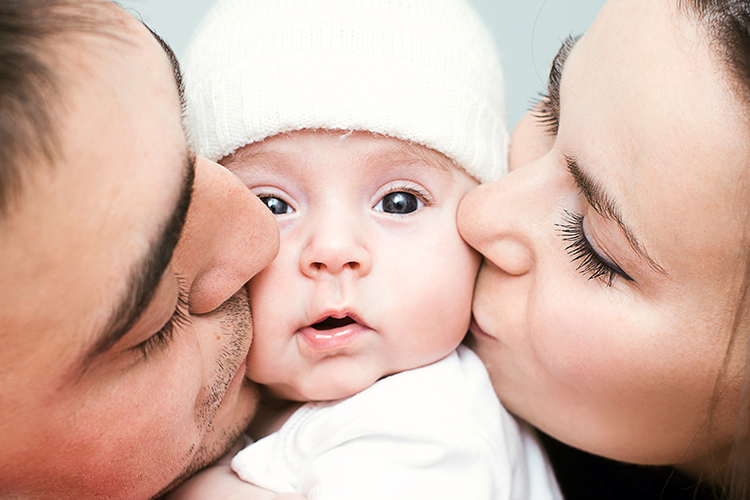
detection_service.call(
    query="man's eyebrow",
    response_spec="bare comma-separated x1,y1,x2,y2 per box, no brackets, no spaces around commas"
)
75,152,195,376
565,155,668,276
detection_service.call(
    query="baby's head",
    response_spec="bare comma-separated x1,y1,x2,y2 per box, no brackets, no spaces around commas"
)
185,0,505,401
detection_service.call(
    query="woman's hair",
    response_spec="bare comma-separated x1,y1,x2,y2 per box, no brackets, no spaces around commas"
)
679,2,750,498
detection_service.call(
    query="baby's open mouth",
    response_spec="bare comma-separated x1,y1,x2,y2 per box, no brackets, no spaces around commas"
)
312,316,356,331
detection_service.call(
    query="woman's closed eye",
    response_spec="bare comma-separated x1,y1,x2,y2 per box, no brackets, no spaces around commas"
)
556,210,633,287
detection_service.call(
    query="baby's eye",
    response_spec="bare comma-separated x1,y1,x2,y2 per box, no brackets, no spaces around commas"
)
375,191,423,214
259,195,293,215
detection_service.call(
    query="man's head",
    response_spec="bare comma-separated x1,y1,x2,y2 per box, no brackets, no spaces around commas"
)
0,1,278,497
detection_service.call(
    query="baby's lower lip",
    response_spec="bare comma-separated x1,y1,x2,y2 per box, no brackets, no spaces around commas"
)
298,323,366,353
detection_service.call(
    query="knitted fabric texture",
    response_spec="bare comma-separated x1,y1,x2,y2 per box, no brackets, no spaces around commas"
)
184,0,507,183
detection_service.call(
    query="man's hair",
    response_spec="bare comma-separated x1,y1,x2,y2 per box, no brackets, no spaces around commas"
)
0,0,111,218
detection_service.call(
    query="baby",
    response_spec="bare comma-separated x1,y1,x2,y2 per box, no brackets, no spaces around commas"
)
172,0,562,499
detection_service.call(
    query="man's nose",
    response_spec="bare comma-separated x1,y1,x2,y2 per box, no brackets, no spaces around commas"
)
176,156,279,315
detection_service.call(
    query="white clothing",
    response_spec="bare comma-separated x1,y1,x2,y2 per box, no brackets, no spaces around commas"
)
184,0,508,184
232,346,561,500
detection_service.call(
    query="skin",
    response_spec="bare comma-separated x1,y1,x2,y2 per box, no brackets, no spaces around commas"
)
0,6,279,499
170,130,480,499
459,0,750,476
228,130,480,402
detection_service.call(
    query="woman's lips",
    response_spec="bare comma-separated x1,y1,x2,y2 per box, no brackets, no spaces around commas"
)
469,315,495,340
298,317,366,353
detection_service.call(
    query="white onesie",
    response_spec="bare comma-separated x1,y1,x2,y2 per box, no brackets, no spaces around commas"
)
232,345,562,500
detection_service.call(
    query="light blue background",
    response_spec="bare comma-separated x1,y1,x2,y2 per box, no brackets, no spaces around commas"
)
117,0,606,128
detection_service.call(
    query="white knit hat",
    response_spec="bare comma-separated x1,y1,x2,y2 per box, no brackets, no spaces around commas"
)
184,0,507,183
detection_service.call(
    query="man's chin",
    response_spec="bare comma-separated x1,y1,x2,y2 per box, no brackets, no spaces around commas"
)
152,381,259,499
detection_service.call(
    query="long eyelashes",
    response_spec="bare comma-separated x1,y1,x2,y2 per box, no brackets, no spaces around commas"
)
532,36,631,286
532,34,581,135
556,210,633,287
531,95,559,136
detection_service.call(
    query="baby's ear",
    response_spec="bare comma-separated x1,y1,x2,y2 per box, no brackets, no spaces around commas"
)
508,111,556,172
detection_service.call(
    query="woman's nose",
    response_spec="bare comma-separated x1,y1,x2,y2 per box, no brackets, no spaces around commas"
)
176,156,280,314
299,212,372,278
458,163,549,278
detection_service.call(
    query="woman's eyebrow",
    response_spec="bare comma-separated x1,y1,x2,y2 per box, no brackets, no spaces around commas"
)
565,155,669,276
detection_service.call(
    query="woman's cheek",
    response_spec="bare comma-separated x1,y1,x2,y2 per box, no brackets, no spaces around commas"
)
530,289,641,396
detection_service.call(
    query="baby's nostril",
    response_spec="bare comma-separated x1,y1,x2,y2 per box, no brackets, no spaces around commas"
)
312,316,356,331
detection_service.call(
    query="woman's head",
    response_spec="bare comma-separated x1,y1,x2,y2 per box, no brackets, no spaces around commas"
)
459,0,750,483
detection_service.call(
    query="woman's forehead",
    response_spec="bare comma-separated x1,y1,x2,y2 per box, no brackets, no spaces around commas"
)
558,0,750,282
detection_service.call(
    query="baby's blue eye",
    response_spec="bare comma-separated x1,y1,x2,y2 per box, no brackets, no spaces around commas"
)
259,195,292,215
376,191,422,214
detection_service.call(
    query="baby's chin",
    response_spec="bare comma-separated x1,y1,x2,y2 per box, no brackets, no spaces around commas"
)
265,373,383,403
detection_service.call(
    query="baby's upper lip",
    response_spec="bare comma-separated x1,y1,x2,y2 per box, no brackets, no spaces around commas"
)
308,310,366,331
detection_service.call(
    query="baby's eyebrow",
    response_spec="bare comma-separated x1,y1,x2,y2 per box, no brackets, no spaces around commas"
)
220,148,271,167
221,149,294,173
371,143,457,175
221,138,458,178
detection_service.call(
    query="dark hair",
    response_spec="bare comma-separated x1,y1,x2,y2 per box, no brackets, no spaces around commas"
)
686,1,750,100
679,2,750,499
0,0,112,218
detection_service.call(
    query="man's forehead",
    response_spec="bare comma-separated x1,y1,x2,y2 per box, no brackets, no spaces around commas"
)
141,22,186,110
0,1,192,367
52,2,179,85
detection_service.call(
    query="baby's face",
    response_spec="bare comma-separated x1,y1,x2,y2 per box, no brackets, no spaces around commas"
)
224,129,480,401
